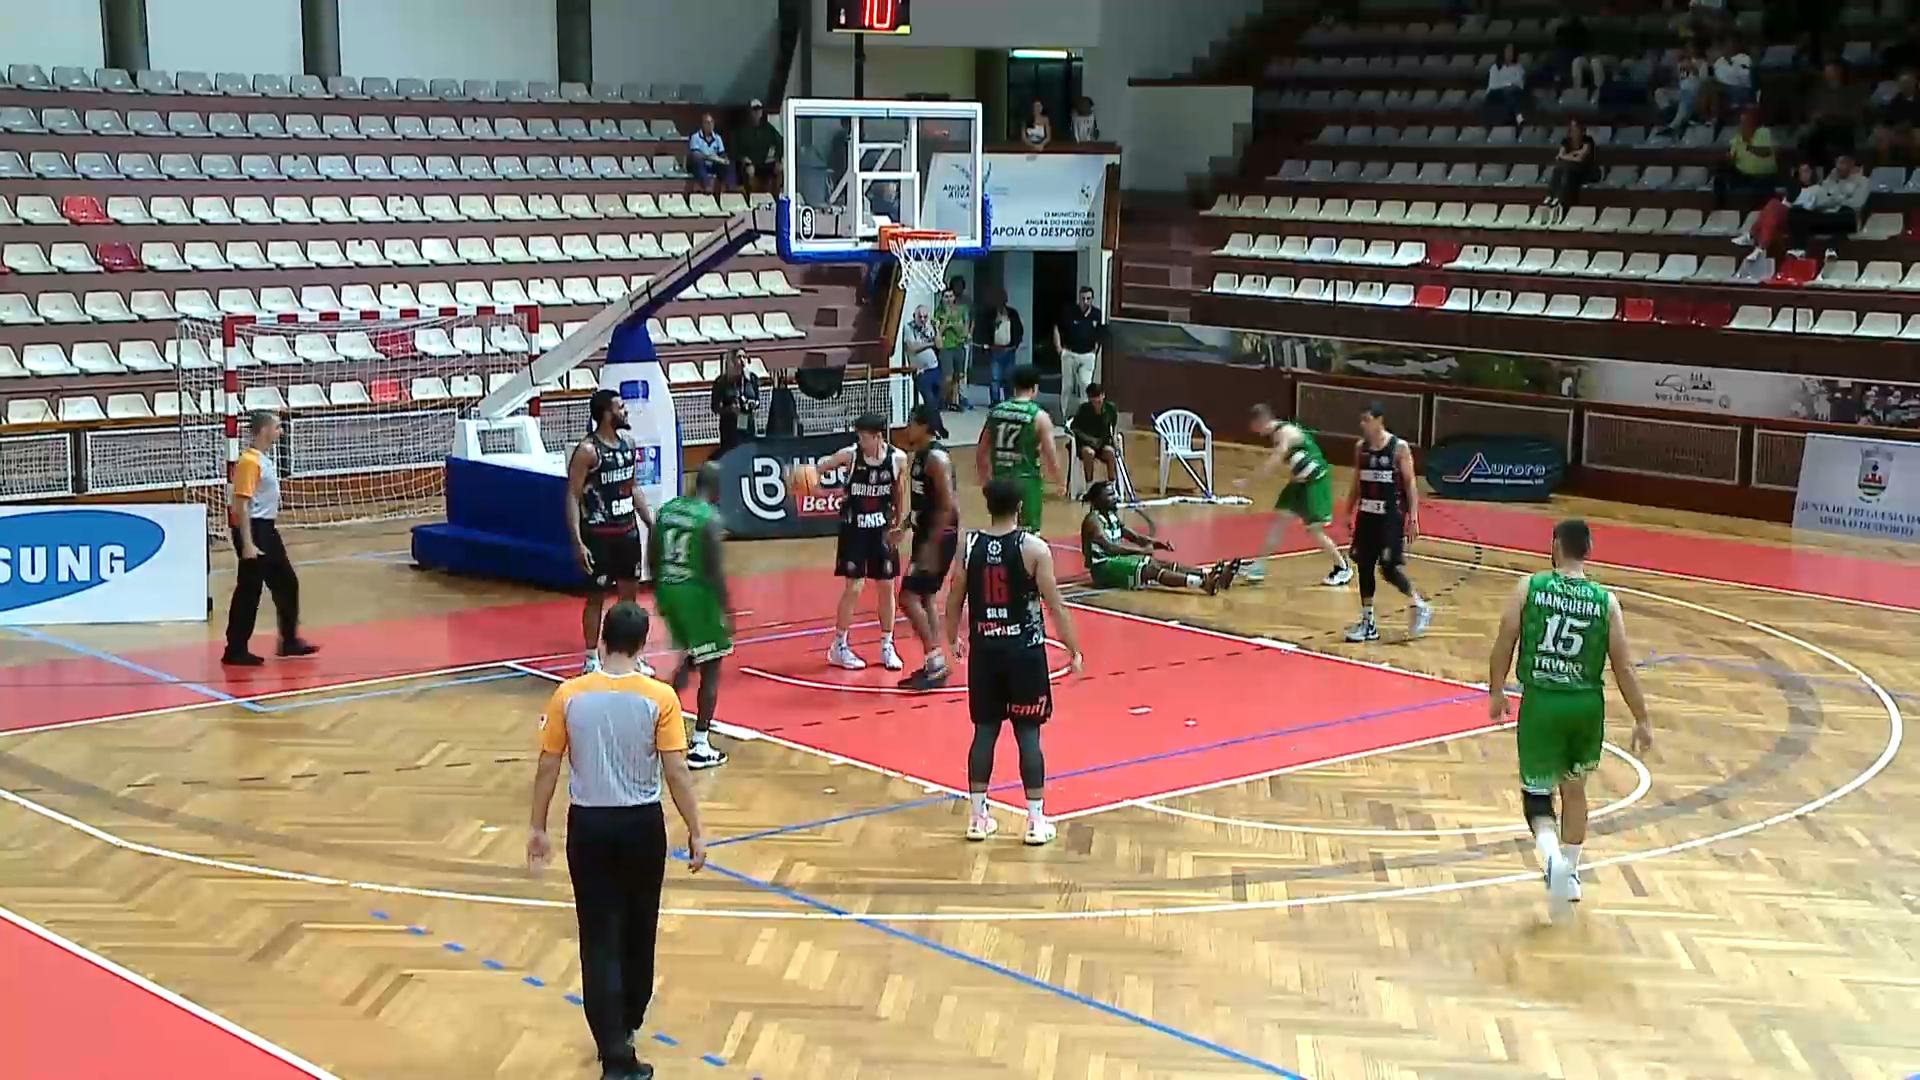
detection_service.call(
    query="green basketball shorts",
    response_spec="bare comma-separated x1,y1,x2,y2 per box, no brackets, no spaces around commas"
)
655,583,732,664
1515,689,1605,794
1088,554,1150,590
1276,474,1334,527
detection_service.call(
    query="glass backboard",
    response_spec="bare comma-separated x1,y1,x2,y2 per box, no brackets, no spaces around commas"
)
780,97,987,263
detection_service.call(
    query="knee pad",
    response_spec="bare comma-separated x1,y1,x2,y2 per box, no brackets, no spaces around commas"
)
1522,789,1556,825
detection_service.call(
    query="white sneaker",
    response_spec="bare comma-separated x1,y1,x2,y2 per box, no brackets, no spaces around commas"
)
1322,564,1353,587
1024,817,1057,846
1241,564,1266,585
878,640,903,671
637,657,655,678
1344,619,1379,643
686,743,728,770
1409,600,1434,637
1568,867,1583,903
1545,852,1575,920
966,813,998,841
828,642,866,670
582,652,601,674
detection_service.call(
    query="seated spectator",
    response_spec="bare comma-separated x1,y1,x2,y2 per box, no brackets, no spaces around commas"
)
734,98,783,194
1787,154,1870,256
1654,44,1709,135
1487,44,1529,125
1713,106,1779,210
1871,70,1920,164
688,113,732,193
1708,38,1754,113
1686,0,1731,42
1596,53,1653,113
1800,62,1861,170
1742,160,1821,273
1070,96,1100,142
1070,383,1122,488
1541,118,1598,223
1549,15,1605,90
1021,99,1052,150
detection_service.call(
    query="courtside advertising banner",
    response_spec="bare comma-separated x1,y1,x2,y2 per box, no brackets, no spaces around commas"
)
0,504,208,625
923,152,1107,250
716,434,854,539
1791,433,1920,543
1424,436,1564,502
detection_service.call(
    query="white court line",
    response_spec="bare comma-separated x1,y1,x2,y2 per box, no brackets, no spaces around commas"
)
1133,740,1653,837
0,904,342,1079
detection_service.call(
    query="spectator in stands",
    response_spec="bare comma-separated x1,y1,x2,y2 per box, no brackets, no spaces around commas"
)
1071,96,1100,142
1786,153,1870,256
1022,99,1053,150
934,282,972,411
1548,15,1604,90
1800,62,1861,170
1654,43,1709,136
1069,383,1121,488
1882,17,1920,73
1541,118,1599,224
978,288,1024,405
1487,44,1530,125
1713,106,1779,210
734,98,783,194
904,304,947,438
1709,38,1754,112
709,349,759,456
866,180,902,226
1870,70,1920,164
688,113,732,193
1740,160,1820,268
1686,0,1731,42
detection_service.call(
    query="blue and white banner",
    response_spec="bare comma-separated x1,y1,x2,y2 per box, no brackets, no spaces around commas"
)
0,504,208,625
923,152,1108,251
1791,434,1920,543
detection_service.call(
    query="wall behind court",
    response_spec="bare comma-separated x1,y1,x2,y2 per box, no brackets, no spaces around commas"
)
1,1,105,69
146,0,303,75
336,0,559,81
592,0,778,104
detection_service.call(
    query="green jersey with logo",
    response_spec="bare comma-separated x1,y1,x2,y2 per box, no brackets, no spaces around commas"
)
653,496,717,587
1086,509,1124,564
1280,424,1329,481
1516,571,1612,693
987,399,1043,480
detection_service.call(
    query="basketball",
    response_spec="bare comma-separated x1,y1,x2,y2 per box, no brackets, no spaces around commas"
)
789,462,822,498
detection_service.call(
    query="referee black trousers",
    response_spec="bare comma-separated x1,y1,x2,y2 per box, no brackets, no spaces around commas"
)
567,802,669,1065
225,518,300,654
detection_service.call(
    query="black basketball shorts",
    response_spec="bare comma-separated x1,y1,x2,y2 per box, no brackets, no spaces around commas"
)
583,527,644,588
1349,512,1406,568
968,645,1053,726
834,525,899,581
901,527,959,597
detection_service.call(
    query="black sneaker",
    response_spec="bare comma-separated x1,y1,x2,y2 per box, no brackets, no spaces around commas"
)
686,743,729,770
1343,619,1379,643
1217,558,1245,591
277,639,319,657
897,665,950,691
220,650,265,667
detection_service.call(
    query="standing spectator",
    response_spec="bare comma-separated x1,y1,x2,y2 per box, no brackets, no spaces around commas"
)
527,601,707,1080
1654,43,1709,136
688,113,731,193
1713,106,1779,210
1787,153,1870,256
1487,44,1530,125
733,98,783,194
708,349,759,458
934,282,972,411
1709,38,1753,112
1054,285,1105,420
222,411,317,666
903,304,947,437
1069,382,1122,490
978,289,1024,406
1871,70,1920,164
1021,99,1052,150
1070,96,1100,142
1800,62,1860,170
1540,118,1598,225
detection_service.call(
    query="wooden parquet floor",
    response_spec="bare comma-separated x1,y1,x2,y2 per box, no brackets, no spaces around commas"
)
2,443,1918,1080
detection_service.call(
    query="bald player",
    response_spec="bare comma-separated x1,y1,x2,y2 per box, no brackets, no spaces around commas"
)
648,461,731,769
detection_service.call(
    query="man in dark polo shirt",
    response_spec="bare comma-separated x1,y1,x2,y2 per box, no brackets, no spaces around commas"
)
734,98,784,194
1068,382,1121,491
1053,286,1105,419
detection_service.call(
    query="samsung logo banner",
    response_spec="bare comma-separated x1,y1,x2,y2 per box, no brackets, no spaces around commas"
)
0,505,208,625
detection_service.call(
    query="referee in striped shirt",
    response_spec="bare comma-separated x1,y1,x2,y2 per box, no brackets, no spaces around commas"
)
528,602,707,1080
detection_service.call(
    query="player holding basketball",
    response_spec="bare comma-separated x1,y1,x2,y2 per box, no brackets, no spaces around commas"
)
569,389,655,675
812,413,911,671
943,477,1084,845
977,365,1061,533
1080,482,1239,594
897,405,961,691
1345,403,1433,642
649,461,731,770
1487,519,1653,919
1237,404,1352,587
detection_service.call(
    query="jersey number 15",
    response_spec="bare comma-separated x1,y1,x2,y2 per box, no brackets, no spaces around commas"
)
1539,613,1590,657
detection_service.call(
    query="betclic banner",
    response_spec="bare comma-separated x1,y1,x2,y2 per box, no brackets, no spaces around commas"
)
715,434,855,539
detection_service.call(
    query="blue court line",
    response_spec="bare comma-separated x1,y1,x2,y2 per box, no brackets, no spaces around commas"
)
1652,651,1919,702
367,910,755,1074
694,855,1310,1078
5,625,268,713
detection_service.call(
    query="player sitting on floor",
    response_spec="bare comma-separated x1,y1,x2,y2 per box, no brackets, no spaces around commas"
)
1079,481,1240,593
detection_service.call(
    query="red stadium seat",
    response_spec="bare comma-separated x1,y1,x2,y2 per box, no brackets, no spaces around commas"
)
1768,256,1818,286
1653,299,1694,326
1412,284,1447,308
60,195,109,224
96,242,142,272
368,378,406,404
1691,302,1733,328
1420,240,1461,269
1905,212,1920,242
1620,297,1655,323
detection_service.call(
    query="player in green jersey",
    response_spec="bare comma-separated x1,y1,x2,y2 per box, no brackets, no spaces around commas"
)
1488,519,1652,919
1236,404,1352,587
648,461,731,769
976,365,1060,533
1079,482,1240,593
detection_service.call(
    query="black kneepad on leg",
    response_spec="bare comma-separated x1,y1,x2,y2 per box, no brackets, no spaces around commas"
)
1522,790,1556,825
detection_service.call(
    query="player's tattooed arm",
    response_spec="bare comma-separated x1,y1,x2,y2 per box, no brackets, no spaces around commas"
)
813,446,854,474
1028,536,1084,675
1486,576,1528,720
1034,409,1062,482
924,449,956,537
565,441,596,572
1605,593,1653,752
1395,438,1419,540
974,420,994,480
890,448,911,538
942,538,969,660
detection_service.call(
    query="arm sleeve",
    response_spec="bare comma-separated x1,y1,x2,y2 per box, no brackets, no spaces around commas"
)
538,685,571,755
231,453,260,499
650,683,688,754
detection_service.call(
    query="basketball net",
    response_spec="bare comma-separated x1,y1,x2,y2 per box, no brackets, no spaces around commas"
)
878,225,960,294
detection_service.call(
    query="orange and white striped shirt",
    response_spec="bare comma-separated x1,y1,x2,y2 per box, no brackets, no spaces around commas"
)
538,671,686,807
230,446,280,522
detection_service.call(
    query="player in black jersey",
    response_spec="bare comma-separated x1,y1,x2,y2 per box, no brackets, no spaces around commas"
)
1345,402,1433,642
897,405,961,691
568,389,656,675
941,477,1085,846
812,413,911,671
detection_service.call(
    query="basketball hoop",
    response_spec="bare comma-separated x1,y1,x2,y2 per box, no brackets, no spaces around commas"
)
878,225,961,294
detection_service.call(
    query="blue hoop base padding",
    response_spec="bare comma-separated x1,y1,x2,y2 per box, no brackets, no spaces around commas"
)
410,455,590,591
776,194,992,267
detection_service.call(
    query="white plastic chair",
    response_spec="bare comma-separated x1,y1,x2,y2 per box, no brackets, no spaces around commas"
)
1152,409,1214,496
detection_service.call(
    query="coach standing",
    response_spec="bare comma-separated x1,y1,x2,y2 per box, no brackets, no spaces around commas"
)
1054,285,1106,421
221,411,317,666
528,602,708,1080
